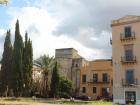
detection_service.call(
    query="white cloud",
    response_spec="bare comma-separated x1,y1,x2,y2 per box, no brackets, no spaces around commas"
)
0,29,7,59
7,0,138,60
4,0,139,60
7,6,102,60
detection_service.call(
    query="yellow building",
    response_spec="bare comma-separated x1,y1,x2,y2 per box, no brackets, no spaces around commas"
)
80,59,113,100
111,15,140,104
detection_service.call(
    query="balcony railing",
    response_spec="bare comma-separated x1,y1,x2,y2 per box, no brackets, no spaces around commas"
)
120,32,136,41
121,55,137,64
122,78,138,87
88,79,111,84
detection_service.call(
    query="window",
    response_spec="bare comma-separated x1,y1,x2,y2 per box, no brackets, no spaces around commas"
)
93,73,98,82
82,75,86,83
125,50,133,61
126,70,134,84
93,87,96,94
125,26,131,37
124,44,133,61
75,64,78,67
103,73,109,82
82,87,86,93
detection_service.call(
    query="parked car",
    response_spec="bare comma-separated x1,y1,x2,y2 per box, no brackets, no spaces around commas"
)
96,96,113,101
74,95,91,101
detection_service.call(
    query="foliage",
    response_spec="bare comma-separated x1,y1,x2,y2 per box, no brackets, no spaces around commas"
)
12,20,24,96
22,32,33,96
0,20,33,97
0,0,9,5
0,30,13,96
50,62,59,98
34,55,55,70
34,55,55,97
59,77,73,98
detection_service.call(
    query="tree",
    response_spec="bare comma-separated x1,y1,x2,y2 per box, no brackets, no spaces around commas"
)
34,55,55,97
0,20,33,97
0,0,9,5
12,20,24,96
0,30,13,96
50,62,59,98
22,32,33,96
59,77,73,98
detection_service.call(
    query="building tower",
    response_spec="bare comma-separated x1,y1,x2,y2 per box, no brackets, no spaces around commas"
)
111,15,140,104
55,48,87,95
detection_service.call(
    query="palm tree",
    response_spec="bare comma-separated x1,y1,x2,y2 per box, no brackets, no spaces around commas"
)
34,55,55,97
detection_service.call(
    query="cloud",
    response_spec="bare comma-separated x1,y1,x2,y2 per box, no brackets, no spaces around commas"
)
49,0,140,35
7,6,101,60
4,0,140,60
34,0,140,60
0,29,7,59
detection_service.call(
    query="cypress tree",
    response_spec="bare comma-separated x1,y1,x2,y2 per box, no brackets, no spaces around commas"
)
12,20,24,96
28,39,33,95
23,32,33,96
0,30,13,96
50,62,59,98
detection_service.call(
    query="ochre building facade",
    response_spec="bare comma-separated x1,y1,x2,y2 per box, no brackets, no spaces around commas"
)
80,59,113,100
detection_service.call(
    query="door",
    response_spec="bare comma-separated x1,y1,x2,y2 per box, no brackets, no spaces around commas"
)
101,88,109,97
125,91,136,104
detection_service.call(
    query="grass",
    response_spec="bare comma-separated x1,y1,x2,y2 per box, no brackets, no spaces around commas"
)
62,100,118,105
0,97,50,105
0,98,121,105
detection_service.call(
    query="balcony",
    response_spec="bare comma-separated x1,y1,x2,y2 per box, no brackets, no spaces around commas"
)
121,55,137,64
120,32,136,41
88,79,111,84
122,78,138,87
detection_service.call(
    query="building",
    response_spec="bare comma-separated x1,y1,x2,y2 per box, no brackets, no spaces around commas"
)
80,59,113,100
111,15,140,104
72,58,89,95
55,48,88,95
32,65,43,82
55,48,81,79
32,65,44,95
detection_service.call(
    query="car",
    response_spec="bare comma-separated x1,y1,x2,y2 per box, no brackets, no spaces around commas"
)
74,95,91,101
96,96,113,101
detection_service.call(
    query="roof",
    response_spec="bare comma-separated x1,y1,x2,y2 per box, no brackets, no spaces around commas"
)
55,48,77,52
111,15,140,27
118,15,139,20
92,59,112,62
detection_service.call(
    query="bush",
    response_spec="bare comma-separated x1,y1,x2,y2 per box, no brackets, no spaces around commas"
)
59,77,73,98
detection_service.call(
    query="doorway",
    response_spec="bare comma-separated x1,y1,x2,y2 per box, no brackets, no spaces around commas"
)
125,91,136,104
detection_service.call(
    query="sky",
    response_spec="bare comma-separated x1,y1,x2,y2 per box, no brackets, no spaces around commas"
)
0,0,140,60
